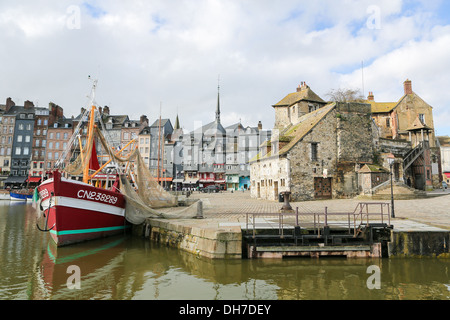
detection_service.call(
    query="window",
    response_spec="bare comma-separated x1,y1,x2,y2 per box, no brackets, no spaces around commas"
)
44,119,48,125
49,132,54,139
19,124,24,130
311,143,318,161
64,133,68,139
48,142,53,150
23,147,29,155
48,152,52,160
17,135,23,142
36,139,40,147
56,132,60,139
419,114,425,124
386,118,390,128
37,119,42,125
26,124,31,130
37,129,41,136
15,147,21,155
25,136,31,143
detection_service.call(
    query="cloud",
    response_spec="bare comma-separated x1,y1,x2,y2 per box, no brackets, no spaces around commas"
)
0,0,449,137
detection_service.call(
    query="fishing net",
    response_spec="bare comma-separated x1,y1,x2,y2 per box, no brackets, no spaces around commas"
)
61,120,201,224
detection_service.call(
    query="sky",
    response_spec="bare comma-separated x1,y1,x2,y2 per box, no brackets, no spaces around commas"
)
0,0,450,136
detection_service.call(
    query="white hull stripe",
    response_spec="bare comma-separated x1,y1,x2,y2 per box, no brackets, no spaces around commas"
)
42,196,125,217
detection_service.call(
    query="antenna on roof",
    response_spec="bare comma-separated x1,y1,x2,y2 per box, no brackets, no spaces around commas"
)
361,60,365,97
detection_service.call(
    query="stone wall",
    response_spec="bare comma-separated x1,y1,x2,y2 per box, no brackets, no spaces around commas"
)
250,157,289,201
288,103,375,201
133,219,242,259
335,102,374,164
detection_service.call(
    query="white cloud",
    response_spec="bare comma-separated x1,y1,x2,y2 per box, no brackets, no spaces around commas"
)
0,0,449,136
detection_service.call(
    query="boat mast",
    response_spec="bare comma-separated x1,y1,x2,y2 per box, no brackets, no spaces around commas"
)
157,102,162,185
83,79,98,184
83,106,96,184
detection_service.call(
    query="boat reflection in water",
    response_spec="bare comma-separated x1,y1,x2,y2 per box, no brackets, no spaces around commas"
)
34,235,128,300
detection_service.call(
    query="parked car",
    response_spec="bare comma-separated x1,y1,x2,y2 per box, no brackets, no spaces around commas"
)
202,185,220,193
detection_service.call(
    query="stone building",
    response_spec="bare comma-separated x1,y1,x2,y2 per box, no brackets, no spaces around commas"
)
251,101,375,201
365,79,440,190
272,82,327,130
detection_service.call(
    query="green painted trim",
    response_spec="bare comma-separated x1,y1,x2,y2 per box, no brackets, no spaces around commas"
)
50,225,130,236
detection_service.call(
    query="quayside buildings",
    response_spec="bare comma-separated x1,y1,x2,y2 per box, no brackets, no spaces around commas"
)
250,79,442,201
0,90,271,191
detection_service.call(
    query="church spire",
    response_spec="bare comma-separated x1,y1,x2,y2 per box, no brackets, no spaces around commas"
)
215,75,221,124
174,113,180,130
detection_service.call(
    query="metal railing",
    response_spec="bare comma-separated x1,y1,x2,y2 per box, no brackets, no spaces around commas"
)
245,202,391,239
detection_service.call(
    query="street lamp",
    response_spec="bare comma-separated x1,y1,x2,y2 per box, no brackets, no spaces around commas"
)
387,153,395,218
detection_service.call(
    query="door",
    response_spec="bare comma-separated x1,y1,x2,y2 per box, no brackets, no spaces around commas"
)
314,178,332,199
273,181,279,201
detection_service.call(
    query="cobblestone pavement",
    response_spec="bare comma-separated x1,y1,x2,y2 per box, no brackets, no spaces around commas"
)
189,190,450,230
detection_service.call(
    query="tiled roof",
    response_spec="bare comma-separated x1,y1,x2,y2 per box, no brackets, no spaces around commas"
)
251,102,336,162
364,100,398,113
273,86,325,107
358,164,389,173
406,116,432,131
437,136,450,147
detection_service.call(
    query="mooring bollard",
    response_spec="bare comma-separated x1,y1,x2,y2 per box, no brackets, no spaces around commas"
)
280,191,293,211
196,200,204,219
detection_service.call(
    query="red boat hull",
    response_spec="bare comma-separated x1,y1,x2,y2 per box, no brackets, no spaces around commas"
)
37,171,128,246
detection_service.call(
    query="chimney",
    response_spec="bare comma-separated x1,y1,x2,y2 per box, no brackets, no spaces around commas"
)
6,97,15,112
297,84,302,92
140,115,148,127
258,121,262,130
368,92,374,101
24,100,34,109
404,79,412,95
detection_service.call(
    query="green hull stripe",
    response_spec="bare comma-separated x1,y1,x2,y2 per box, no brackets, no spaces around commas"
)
50,225,129,236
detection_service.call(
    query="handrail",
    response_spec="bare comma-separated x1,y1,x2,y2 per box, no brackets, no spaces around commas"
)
245,202,391,239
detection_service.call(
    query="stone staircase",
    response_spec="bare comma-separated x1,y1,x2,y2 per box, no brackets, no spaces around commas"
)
357,181,428,200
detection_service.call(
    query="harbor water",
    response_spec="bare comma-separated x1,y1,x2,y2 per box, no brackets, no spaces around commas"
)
0,202,449,300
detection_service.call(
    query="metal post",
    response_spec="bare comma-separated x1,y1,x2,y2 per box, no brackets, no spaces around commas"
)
390,163,395,218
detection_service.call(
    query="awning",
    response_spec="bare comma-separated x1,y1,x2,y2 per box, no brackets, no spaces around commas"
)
215,180,226,184
172,179,184,183
445,173,450,179
3,176,27,184
158,177,173,182
183,179,199,184
27,177,42,183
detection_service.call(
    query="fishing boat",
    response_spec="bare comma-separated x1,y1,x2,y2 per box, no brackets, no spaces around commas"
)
36,81,129,246
10,189,33,201
36,79,178,246
35,80,177,247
